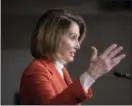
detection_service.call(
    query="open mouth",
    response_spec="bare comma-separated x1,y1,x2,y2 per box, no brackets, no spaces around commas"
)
70,52,75,57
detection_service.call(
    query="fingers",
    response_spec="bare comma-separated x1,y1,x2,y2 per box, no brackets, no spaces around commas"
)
101,44,117,57
91,46,98,61
111,54,126,66
107,46,123,59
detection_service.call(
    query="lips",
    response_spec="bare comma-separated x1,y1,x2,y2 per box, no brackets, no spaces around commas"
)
70,51,75,57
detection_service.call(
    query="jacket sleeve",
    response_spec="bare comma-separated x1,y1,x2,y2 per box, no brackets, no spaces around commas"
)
22,68,93,105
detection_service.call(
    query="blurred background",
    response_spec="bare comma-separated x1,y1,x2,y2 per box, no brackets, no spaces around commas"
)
1,0,132,105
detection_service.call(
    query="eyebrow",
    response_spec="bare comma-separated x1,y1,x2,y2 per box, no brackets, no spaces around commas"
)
69,32,79,37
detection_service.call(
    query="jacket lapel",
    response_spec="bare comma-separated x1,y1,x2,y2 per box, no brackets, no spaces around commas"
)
62,67,73,86
39,59,68,90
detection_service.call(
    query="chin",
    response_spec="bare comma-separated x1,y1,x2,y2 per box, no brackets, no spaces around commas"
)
63,56,74,64
67,57,74,63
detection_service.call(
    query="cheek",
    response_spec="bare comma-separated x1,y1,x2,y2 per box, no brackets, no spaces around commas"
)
61,42,70,54
59,40,72,56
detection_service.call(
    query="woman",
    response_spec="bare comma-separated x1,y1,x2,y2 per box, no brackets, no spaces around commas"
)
20,9,126,105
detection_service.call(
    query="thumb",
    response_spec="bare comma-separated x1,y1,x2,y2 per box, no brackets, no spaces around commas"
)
91,46,98,61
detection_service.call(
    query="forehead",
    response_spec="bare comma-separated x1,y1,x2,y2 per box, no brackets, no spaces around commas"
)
68,22,80,35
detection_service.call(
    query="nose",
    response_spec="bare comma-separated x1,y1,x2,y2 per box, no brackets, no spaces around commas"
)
75,41,80,50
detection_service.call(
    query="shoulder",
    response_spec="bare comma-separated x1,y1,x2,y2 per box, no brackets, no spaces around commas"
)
20,59,55,84
23,59,55,76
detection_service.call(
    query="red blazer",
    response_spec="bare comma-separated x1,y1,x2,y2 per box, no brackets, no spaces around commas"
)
20,59,93,105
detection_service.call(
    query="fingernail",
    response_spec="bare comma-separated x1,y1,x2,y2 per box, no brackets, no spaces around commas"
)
113,44,117,47
123,54,126,57
120,46,123,50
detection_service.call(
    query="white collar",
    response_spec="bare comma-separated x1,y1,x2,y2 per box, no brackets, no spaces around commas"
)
55,60,64,78
55,60,64,71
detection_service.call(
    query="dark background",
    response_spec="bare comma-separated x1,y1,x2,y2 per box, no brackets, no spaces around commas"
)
1,0,132,105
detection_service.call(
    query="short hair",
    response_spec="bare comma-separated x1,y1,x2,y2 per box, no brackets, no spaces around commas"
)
30,8,86,60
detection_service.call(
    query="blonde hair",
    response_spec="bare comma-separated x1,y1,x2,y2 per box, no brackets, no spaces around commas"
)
30,9,86,61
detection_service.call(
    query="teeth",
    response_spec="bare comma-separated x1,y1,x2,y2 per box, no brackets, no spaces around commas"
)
71,52,74,56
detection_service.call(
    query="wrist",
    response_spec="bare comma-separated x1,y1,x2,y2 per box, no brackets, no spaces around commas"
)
86,70,98,80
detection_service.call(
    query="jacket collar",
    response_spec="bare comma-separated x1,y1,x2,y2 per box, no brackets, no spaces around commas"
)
38,58,56,74
38,58,72,85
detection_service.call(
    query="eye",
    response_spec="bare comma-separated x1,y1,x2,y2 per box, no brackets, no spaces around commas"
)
71,35,77,40
69,32,79,41
70,33,79,40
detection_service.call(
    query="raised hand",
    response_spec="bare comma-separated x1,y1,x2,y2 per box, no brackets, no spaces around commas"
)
87,44,126,80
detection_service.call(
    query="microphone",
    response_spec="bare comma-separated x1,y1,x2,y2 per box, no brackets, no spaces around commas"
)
113,71,131,80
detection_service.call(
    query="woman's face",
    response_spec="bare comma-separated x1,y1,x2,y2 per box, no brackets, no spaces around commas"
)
58,22,80,64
